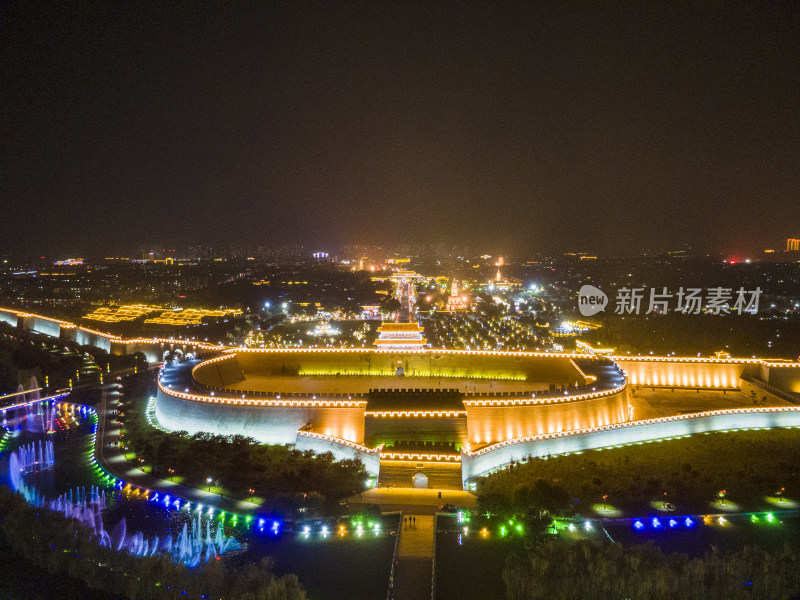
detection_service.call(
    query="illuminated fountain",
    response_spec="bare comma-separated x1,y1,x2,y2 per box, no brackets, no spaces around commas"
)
26,404,56,435
13,439,55,473
104,511,241,566
8,451,44,505
7,434,240,566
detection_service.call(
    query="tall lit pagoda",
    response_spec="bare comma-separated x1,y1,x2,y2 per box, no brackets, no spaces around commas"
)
445,279,469,312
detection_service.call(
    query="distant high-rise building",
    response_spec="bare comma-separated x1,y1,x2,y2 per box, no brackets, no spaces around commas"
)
787,238,800,252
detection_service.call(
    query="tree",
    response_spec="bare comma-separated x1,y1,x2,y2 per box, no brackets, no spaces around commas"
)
380,297,401,315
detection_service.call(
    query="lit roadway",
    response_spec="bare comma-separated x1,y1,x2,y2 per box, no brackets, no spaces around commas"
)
395,278,416,322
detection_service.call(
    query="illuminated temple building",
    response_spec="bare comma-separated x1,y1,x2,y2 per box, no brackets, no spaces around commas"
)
375,322,427,349
445,279,469,312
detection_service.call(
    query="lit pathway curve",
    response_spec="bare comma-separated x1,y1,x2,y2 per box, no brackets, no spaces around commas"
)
94,387,262,516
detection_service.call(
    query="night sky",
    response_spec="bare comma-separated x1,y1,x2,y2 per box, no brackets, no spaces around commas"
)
2,3,798,257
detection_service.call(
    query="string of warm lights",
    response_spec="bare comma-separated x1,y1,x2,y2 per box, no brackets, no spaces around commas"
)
295,369,526,381
365,410,467,417
614,355,763,364
380,451,461,462
230,346,592,359
158,379,367,408
463,383,627,407
295,430,381,454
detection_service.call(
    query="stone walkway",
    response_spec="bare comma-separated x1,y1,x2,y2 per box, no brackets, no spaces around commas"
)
392,515,435,600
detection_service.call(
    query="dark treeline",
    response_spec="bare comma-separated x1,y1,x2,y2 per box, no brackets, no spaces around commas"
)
0,486,306,600
122,394,368,516
503,539,800,600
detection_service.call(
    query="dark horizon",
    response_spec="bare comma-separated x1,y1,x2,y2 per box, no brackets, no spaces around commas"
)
2,3,799,258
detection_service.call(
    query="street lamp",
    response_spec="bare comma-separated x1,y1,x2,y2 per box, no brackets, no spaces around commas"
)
168,468,175,482
207,477,212,491
248,488,255,502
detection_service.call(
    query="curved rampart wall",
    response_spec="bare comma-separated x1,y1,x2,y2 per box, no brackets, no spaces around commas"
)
155,388,366,444
117,341,162,363
461,407,800,485
74,328,112,352
23,316,62,338
615,358,756,388
294,432,380,476
192,355,245,388
0,308,19,328
465,388,629,446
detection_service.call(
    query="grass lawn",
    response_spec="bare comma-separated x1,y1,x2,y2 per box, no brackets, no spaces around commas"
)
478,427,800,516
435,519,527,600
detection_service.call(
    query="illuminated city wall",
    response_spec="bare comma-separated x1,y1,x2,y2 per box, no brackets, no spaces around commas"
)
155,387,366,444
615,358,757,388
192,354,245,388
21,315,62,338
217,349,586,386
73,328,112,352
294,432,380,476
761,364,800,394
117,341,162,364
464,388,629,446
0,308,19,328
461,407,800,485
